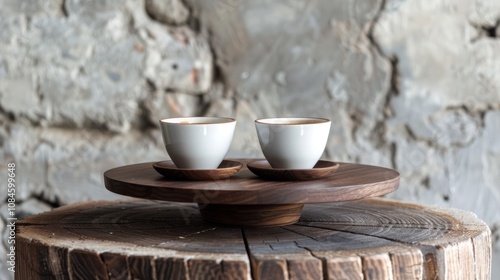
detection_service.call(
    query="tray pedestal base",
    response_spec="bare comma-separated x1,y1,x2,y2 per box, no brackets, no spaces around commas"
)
199,203,304,227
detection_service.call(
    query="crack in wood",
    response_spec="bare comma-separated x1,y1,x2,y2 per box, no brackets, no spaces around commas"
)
294,223,434,250
98,252,111,280
67,248,73,280
241,229,256,280
287,225,394,279
296,221,460,231
291,239,329,280
178,227,217,239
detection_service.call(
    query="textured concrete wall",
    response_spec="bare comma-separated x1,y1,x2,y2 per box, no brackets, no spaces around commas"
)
1,0,499,278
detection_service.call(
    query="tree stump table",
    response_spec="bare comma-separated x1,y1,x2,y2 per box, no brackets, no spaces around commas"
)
16,198,491,280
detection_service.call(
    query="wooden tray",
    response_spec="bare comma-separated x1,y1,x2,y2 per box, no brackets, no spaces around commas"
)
104,159,399,227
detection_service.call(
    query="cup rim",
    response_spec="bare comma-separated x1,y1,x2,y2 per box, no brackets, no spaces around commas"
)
255,117,330,125
160,117,236,125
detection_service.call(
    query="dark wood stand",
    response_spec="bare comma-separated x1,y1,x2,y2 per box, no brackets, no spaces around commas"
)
103,159,400,227
16,198,491,279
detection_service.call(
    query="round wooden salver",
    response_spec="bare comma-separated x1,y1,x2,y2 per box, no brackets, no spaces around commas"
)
104,159,400,227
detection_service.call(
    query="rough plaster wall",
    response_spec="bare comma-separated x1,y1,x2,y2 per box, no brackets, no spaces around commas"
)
0,0,499,278
372,1,500,277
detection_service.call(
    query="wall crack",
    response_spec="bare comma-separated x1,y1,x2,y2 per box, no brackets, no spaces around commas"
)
366,0,401,166
470,19,500,42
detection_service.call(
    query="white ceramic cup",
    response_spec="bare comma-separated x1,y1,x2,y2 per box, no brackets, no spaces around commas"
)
255,117,331,169
159,117,236,169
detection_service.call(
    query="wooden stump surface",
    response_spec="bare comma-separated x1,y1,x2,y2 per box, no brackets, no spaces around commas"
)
16,198,491,280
